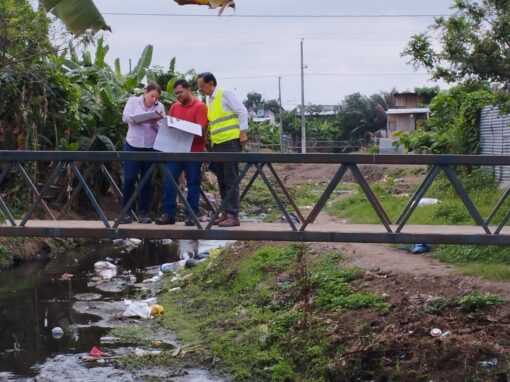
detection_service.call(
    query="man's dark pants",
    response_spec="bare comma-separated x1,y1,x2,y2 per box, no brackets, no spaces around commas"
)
212,139,241,216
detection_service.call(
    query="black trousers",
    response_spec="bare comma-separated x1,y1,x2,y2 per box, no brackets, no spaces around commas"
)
212,139,241,215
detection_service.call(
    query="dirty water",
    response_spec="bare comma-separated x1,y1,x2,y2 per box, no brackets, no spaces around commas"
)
0,239,231,381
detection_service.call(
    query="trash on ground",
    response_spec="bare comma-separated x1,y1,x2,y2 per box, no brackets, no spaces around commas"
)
150,304,165,316
100,336,121,344
129,238,142,245
122,301,152,319
417,197,439,206
169,287,181,292
94,261,117,280
89,346,103,358
134,348,162,356
479,358,498,368
160,263,176,273
280,212,300,225
59,273,73,281
185,259,199,268
142,275,161,283
399,243,432,254
439,331,451,339
51,327,64,339
430,328,442,337
74,293,102,301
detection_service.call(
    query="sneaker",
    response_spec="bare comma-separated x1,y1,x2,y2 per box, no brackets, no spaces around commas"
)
218,214,240,227
118,215,133,224
137,211,152,224
155,213,176,225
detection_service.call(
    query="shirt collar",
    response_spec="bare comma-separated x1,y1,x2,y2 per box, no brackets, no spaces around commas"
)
181,97,197,108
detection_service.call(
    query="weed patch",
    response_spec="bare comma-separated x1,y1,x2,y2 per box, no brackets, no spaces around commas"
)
457,292,503,312
157,243,389,381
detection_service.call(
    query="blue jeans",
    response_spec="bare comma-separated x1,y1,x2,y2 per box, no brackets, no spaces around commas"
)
161,161,202,217
122,142,154,212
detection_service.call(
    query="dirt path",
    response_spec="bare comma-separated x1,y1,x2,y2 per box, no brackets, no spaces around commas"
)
276,161,510,301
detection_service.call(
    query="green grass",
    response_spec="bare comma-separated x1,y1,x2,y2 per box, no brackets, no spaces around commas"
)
156,243,388,381
457,292,503,312
434,244,510,280
326,174,507,225
459,263,510,280
241,179,327,222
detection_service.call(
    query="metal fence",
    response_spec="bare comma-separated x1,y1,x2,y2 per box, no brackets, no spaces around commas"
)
1,151,510,244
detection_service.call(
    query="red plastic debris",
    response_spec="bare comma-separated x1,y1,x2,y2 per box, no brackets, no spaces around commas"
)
89,346,103,357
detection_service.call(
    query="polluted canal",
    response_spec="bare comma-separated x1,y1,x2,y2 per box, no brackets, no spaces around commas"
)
0,238,230,381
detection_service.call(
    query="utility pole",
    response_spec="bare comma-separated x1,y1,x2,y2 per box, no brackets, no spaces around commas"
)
300,38,306,153
278,76,283,152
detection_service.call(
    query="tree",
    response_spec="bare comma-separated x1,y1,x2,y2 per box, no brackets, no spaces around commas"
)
244,92,264,111
402,0,510,88
394,83,494,154
41,0,110,35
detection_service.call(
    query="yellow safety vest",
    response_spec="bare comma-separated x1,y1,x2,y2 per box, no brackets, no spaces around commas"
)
207,88,240,144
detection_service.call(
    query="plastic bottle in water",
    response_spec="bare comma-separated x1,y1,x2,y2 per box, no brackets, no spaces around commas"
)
160,263,175,273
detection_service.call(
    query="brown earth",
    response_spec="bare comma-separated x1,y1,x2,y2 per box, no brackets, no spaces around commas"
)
264,162,510,380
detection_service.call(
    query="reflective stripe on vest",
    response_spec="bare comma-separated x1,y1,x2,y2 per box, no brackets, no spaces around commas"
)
207,88,240,144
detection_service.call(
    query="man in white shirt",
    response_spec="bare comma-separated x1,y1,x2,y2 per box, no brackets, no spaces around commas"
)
197,72,248,227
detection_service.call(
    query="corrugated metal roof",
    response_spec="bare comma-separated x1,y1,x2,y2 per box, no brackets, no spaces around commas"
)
479,106,510,186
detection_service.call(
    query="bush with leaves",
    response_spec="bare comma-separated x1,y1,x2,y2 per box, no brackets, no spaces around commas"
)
394,82,495,154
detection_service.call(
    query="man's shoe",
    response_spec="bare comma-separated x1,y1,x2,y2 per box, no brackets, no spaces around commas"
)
155,214,175,225
213,211,227,225
137,211,152,224
218,214,240,227
118,215,133,224
184,218,195,227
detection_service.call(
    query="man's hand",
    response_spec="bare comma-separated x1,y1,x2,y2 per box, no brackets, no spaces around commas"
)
239,130,248,146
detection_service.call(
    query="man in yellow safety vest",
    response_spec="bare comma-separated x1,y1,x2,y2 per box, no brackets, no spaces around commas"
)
197,72,248,227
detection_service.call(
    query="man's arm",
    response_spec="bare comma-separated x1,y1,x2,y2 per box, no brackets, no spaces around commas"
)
222,89,248,145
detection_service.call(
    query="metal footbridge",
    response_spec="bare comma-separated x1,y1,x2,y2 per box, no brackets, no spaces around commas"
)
1,151,510,245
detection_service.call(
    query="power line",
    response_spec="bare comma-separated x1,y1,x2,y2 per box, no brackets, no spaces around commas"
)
219,73,428,80
102,12,451,18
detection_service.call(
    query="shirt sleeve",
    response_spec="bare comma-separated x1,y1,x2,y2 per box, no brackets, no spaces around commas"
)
122,97,137,124
222,90,249,130
196,103,209,135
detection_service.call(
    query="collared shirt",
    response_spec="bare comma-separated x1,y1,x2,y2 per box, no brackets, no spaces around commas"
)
169,97,209,152
208,87,248,130
122,95,166,148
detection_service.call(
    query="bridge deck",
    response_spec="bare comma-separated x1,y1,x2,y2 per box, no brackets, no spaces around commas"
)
1,220,509,245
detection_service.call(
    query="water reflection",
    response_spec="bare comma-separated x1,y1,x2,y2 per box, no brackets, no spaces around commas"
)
0,239,230,380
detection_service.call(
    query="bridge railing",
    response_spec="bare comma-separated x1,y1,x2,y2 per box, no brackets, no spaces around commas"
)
1,151,510,244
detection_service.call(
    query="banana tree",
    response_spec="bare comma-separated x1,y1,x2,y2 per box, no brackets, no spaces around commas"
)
41,0,110,35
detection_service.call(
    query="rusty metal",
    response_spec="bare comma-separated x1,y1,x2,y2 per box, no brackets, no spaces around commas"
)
1,151,510,244
300,164,348,231
396,165,441,233
20,161,64,226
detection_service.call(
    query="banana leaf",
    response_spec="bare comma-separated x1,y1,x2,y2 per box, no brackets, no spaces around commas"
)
41,0,111,35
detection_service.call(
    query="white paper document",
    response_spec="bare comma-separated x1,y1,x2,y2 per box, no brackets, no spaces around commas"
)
153,117,203,153
154,125,194,153
166,116,202,136
131,111,163,123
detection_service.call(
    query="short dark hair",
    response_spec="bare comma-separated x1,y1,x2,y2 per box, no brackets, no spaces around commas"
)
173,79,191,89
144,82,161,94
197,72,217,86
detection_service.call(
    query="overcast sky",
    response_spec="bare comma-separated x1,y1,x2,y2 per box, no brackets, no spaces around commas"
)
94,0,453,109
